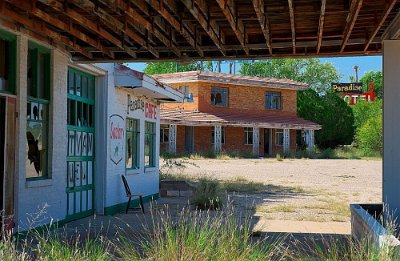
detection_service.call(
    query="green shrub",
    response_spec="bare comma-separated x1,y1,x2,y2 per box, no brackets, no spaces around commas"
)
356,113,382,156
318,148,336,159
191,178,223,210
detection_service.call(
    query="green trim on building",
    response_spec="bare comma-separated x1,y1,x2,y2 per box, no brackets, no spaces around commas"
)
104,193,159,216
0,29,16,95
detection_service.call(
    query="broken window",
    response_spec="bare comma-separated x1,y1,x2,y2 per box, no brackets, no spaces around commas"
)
211,87,228,107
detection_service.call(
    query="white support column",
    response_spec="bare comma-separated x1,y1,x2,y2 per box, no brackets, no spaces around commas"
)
283,129,290,154
214,125,222,153
168,124,177,153
252,127,259,155
307,130,315,154
383,40,400,220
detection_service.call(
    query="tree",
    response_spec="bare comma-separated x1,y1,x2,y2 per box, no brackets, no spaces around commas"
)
144,61,214,75
352,99,382,130
297,89,355,148
353,99,382,155
239,59,341,94
356,113,382,155
360,71,382,99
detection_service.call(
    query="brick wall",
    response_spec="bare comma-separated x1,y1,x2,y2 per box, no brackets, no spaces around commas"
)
169,126,300,156
161,80,297,115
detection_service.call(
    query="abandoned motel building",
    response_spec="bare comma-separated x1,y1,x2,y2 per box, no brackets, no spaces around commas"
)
0,26,321,232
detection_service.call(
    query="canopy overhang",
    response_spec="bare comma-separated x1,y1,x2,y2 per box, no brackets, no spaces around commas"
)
1,0,399,62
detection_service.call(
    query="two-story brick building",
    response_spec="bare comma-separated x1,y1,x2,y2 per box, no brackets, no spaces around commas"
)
155,71,321,157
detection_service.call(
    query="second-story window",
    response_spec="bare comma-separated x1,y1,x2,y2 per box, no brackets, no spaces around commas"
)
211,87,228,107
266,91,282,110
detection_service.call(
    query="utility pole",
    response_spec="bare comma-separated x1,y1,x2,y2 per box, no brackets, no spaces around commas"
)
353,65,359,82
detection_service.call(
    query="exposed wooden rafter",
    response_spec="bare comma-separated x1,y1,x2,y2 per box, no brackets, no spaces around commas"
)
382,9,400,40
316,0,326,54
288,0,296,54
252,0,272,55
364,0,397,51
0,4,93,59
180,0,227,56
340,0,363,53
142,0,204,57
216,0,249,55
103,0,181,57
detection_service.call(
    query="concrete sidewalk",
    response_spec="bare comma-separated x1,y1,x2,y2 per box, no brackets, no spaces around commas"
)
61,197,350,240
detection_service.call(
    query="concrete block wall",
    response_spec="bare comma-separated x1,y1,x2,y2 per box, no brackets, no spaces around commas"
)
14,34,68,231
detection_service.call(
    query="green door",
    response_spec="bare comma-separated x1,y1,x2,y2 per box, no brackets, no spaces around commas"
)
66,68,95,221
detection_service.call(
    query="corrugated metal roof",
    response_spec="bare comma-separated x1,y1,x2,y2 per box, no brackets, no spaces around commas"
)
153,71,308,90
161,109,321,130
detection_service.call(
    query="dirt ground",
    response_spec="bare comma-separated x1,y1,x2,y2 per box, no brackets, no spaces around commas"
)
171,158,382,227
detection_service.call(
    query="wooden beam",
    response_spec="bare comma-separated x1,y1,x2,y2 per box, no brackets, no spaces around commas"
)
143,0,204,57
340,0,363,53
39,0,156,58
252,0,272,54
364,0,396,51
0,5,92,59
83,0,177,57
316,0,326,54
288,0,296,54
382,9,400,40
180,0,226,56
216,0,249,55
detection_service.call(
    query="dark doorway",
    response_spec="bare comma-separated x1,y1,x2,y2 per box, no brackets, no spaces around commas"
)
184,126,194,153
264,128,270,156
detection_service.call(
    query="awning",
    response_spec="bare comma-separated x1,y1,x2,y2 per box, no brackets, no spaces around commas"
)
113,64,184,103
160,110,321,130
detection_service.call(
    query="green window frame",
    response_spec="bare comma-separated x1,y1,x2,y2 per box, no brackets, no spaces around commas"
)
145,121,156,168
67,68,95,128
26,42,51,180
0,30,16,94
126,118,140,169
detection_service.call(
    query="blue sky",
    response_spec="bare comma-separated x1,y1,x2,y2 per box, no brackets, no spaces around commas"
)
127,55,382,82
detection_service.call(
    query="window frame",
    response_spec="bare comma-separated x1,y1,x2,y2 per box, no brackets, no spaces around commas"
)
126,118,140,170
275,129,284,146
160,125,169,144
211,87,228,107
26,42,51,180
145,121,156,168
265,91,282,110
244,127,253,145
211,126,225,144
0,30,16,94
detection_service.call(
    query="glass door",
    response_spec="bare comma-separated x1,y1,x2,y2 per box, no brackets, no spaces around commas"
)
66,68,95,221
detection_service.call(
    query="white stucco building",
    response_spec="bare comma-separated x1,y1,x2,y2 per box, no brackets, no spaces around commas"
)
0,27,182,232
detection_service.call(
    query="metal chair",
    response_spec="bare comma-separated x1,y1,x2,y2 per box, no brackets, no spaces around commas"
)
121,175,145,214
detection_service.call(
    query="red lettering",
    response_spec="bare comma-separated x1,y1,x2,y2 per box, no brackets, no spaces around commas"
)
110,122,123,140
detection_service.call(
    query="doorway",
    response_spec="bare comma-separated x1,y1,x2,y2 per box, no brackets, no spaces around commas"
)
264,128,271,156
184,126,194,153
